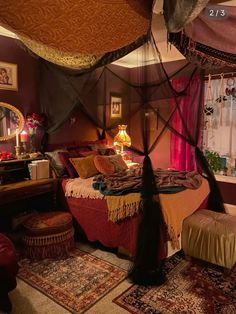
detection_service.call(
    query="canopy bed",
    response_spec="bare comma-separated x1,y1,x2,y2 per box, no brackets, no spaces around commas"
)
0,0,229,286
60,172,210,258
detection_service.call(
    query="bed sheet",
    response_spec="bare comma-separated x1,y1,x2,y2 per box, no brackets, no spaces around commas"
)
61,177,209,256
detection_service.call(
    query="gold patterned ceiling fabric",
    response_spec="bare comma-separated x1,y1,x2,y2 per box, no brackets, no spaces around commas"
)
18,34,103,69
0,0,153,55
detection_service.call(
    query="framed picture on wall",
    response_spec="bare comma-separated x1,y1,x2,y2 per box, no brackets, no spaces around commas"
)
110,93,122,118
0,61,18,91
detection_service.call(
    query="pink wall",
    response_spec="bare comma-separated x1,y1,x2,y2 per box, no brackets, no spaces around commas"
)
0,35,40,153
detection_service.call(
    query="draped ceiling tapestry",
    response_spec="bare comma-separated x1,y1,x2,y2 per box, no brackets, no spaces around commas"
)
0,0,153,69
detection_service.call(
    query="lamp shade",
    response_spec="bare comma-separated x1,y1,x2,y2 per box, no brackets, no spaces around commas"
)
113,125,131,149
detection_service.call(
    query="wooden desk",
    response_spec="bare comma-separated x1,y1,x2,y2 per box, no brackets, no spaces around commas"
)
0,157,44,184
0,178,57,205
0,178,58,231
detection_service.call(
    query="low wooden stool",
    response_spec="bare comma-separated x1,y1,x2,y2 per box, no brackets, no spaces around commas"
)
22,211,74,259
182,209,236,269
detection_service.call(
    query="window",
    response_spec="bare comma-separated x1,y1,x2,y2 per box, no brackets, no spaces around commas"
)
203,76,236,174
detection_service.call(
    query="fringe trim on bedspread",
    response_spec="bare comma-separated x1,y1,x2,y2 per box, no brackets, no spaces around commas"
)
65,178,104,199
106,193,141,222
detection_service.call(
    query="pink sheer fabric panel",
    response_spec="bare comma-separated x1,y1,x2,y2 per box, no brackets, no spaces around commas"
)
170,75,202,171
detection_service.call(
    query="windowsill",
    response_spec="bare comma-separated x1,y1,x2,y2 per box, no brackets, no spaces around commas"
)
214,174,236,184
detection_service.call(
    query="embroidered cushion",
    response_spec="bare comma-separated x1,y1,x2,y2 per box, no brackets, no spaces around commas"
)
58,151,81,178
109,154,128,172
22,212,74,259
93,155,116,175
69,155,99,179
94,154,128,175
45,149,68,177
23,212,73,236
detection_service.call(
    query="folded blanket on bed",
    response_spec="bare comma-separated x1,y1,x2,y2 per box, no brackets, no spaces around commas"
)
93,167,202,195
65,177,104,199
106,193,141,222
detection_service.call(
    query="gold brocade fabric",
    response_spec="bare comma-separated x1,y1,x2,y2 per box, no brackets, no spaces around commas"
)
0,0,153,55
19,35,103,69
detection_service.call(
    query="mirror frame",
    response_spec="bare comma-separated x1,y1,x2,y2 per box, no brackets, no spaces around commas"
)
0,102,25,141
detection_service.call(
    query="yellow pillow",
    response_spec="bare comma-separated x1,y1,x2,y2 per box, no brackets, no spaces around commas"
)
69,155,98,179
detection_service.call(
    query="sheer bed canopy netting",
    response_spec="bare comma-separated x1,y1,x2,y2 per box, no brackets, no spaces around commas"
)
1,0,225,286
39,35,225,285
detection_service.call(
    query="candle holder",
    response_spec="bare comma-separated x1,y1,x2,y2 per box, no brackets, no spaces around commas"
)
20,131,29,157
21,142,27,157
15,146,21,159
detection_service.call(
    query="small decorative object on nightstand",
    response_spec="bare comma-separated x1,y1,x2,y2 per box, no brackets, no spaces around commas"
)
20,130,28,157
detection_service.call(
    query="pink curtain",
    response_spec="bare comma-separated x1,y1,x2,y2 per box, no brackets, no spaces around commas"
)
170,75,203,171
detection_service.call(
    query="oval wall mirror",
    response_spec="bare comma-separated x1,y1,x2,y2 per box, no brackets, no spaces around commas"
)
0,102,24,141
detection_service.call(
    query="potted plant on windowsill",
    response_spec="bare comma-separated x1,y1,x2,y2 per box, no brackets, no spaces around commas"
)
204,149,223,174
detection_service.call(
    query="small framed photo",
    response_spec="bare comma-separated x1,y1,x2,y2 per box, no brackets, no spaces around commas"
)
0,61,18,91
110,93,122,118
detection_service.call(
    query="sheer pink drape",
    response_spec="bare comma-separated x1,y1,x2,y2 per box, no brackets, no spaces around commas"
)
170,75,203,171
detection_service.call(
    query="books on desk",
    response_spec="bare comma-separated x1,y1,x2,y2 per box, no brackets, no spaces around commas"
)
28,159,49,180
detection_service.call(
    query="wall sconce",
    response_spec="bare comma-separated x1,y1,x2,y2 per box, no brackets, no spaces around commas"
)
113,124,131,154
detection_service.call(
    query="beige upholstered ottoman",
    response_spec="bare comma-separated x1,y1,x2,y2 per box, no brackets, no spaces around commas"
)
182,209,236,269
22,211,74,259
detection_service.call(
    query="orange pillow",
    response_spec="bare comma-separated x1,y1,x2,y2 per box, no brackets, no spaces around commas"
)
69,155,98,179
94,155,115,175
109,154,128,172
94,154,128,175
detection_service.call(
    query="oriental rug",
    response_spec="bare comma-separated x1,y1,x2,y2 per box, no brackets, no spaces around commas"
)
113,252,236,314
18,248,127,313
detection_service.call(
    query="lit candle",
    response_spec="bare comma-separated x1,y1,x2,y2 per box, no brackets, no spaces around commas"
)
16,128,19,147
20,130,28,142
7,128,10,135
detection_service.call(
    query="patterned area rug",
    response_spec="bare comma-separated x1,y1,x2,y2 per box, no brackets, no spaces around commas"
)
18,248,127,313
113,252,236,314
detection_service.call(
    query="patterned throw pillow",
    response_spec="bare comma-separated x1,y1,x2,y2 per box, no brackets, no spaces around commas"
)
94,154,128,175
45,149,68,177
69,155,99,179
109,154,128,172
93,155,116,175
58,151,82,178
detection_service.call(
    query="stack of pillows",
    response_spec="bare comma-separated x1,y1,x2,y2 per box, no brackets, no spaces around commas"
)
45,140,128,179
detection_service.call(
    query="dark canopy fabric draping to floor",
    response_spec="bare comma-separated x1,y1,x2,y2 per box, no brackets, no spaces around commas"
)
0,0,226,286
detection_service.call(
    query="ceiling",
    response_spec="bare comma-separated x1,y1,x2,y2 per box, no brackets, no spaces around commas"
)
0,0,235,68
112,12,185,68
113,0,236,68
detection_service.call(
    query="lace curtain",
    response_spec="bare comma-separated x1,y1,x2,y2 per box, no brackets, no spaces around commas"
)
203,76,236,160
